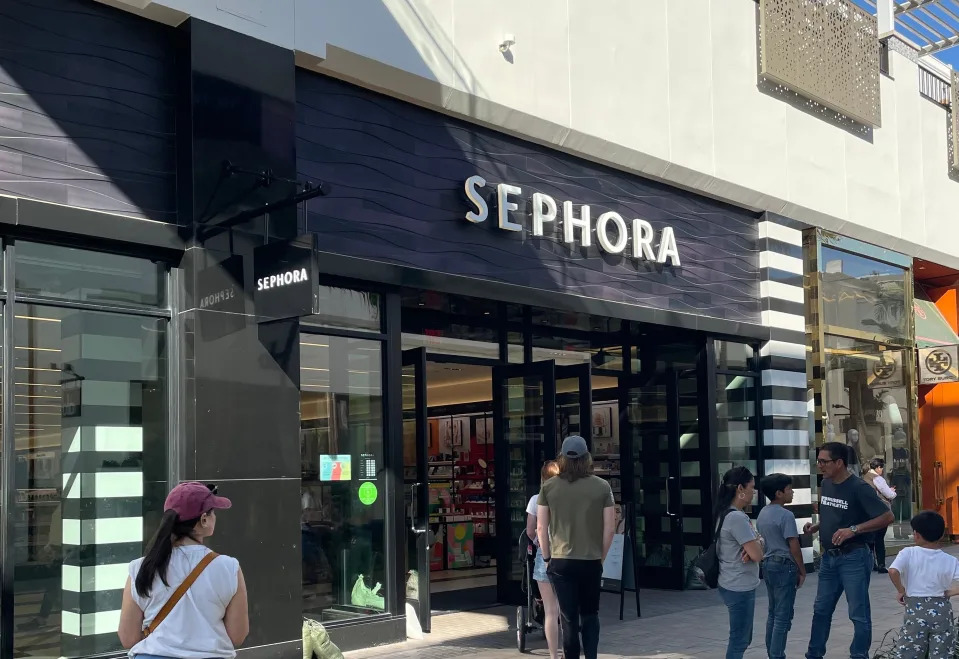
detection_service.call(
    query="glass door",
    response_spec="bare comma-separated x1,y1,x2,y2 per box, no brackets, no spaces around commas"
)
555,363,591,451
622,370,686,589
401,349,430,632
493,361,556,604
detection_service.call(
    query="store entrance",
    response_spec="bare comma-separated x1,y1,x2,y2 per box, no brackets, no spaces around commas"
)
402,349,502,632
621,367,706,590
401,351,598,631
492,361,592,603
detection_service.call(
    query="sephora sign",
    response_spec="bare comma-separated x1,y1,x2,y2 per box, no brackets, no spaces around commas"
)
463,175,681,266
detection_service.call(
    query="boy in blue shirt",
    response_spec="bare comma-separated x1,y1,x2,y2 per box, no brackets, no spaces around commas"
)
757,474,806,659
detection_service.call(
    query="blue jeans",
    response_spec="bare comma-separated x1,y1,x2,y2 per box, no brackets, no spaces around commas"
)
763,556,799,659
719,586,757,659
806,546,873,659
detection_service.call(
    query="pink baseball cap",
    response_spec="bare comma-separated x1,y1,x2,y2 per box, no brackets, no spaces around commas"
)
164,482,232,520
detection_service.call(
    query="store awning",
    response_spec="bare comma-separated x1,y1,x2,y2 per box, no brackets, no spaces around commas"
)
915,285,959,349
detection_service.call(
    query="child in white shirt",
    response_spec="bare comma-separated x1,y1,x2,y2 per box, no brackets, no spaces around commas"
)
888,511,959,659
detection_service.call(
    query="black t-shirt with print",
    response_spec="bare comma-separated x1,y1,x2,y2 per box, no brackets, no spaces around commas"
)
819,475,890,551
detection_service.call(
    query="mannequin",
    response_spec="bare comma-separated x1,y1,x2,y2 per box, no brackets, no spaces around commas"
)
846,429,862,477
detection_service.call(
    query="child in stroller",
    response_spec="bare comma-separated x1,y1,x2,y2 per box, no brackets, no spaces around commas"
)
516,531,545,652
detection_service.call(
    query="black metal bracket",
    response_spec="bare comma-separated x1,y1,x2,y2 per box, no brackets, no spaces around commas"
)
196,160,330,242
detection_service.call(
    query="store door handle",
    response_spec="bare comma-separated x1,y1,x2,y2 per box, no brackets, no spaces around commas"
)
666,476,677,517
935,462,944,507
409,483,428,535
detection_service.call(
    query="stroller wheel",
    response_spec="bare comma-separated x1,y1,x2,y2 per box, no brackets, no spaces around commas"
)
516,605,528,653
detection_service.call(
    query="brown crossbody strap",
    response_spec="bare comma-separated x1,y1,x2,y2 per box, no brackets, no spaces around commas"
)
143,552,219,638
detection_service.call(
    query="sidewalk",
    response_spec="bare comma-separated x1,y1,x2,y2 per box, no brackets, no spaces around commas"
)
346,548,959,659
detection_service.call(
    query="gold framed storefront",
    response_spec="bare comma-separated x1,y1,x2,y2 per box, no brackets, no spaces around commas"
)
804,229,918,542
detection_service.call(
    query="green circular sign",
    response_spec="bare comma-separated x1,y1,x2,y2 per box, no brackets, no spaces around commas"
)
358,482,378,505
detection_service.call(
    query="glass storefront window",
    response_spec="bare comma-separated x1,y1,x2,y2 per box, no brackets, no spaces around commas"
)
819,246,908,339
401,331,499,361
401,291,500,360
531,333,624,371
715,341,756,371
300,333,387,621
822,335,912,534
507,331,523,363
13,303,168,658
15,242,166,308
302,286,382,332
529,307,622,334
715,374,758,484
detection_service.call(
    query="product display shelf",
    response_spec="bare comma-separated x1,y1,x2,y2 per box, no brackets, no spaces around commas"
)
593,452,623,504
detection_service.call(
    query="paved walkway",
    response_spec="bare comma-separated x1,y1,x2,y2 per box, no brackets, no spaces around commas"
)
346,547,959,659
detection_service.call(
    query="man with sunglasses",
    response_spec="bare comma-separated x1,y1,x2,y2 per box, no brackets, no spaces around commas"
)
803,442,895,659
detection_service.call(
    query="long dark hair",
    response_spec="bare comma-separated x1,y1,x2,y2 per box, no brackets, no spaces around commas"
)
714,466,754,525
558,454,593,482
135,510,202,597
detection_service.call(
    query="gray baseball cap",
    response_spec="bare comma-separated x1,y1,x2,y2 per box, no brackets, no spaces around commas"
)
560,435,589,458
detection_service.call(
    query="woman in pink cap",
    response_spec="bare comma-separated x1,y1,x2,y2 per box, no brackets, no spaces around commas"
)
118,482,249,658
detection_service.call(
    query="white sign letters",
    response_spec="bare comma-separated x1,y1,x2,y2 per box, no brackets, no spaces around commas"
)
256,267,309,292
463,175,681,266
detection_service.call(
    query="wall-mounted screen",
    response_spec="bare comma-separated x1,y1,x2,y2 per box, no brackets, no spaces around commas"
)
319,454,352,481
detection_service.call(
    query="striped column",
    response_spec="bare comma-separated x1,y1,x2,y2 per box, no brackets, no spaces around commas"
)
59,311,145,657
758,215,813,563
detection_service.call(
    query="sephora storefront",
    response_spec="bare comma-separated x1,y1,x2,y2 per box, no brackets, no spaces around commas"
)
285,71,809,649
0,2,811,655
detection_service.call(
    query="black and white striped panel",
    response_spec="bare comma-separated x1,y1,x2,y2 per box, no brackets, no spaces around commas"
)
60,312,145,656
758,218,812,562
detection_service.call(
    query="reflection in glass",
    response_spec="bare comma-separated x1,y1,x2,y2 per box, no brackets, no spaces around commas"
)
302,287,381,332
677,372,705,569
15,242,166,308
822,335,912,540
401,289,499,360
300,334,387,621
13,304,167,658
531,334,623,371
819,246,908,339
401,332,499,361
714,341,756,371
715,374,758,480
501,374,545,586
630,383,673,570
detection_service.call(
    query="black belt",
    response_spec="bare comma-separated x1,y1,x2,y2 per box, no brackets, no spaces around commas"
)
825,542,867,556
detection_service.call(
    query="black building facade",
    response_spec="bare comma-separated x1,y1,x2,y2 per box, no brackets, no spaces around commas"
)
0,1,810,657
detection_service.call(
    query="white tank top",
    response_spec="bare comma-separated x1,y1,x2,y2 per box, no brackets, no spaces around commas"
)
128,545,240,659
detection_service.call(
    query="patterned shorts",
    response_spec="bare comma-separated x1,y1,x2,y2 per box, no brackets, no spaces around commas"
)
895,596,956,659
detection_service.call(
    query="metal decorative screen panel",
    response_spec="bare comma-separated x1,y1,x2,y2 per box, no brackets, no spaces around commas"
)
760,0,882,127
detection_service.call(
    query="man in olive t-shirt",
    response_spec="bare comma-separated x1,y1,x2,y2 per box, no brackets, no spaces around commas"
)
537,436,616,659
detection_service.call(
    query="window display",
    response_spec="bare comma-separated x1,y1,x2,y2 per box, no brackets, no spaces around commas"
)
300,334,388,621
822,336,912,537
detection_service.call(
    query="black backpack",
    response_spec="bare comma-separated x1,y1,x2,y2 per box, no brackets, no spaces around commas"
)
689,509,735,589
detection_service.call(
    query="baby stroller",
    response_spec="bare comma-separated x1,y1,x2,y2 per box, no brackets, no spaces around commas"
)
516,532,545,653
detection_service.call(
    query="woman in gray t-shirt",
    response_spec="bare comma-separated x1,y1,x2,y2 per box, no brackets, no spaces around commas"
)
715,467,763,659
